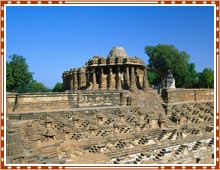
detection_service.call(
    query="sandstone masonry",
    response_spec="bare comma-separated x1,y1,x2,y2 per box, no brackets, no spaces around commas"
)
5,46,214,165
62,47,148,91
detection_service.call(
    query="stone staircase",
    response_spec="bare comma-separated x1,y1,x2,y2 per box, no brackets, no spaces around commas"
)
6,89,214,164
129,89,164,114
129,89,174,128
40,146,59,163
66,152,109,164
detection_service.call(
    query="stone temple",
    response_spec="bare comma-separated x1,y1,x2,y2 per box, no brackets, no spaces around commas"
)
5,47,214,165
62,47,148,91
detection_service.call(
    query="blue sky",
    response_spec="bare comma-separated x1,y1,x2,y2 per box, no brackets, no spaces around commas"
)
6,5,214,88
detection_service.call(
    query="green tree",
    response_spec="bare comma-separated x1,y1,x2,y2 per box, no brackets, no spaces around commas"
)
198,68,214,88
27,81,51,92
6,54,33,92
145,44,191,88
52,82,63,92
184,63,199,88
6,62,13,91
147,68,160,87
14,80,51,93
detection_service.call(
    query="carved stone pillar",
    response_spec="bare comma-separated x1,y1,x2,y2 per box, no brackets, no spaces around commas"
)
67,74,71,90
78,70,81,90
116,66,122,90
70,72,73,91
126,66,129,86
130,66,136,91
73,70,78,91
122,66,129,90
142,67,148,91
62,73,66,91
86,70,90,87
92,68,96,90
107,67,112,90
135,67,140,89
99,67,103,90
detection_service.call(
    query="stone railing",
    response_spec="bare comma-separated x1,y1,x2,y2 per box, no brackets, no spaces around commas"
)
6,90,129,113
161,88,214,103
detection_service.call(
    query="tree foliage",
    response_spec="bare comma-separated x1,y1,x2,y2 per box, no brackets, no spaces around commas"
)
13,81,51,93
184,63,199,88
145,44,190,87
145,44,213,89
198,68,214,88
6,54,51,93
147,68,161,87
6,54,33,92
52,82,63,92
27,81,51,92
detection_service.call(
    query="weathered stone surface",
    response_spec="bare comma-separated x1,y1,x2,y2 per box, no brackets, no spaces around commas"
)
161,88,214,103
62,47,148,91
6,88,214,164
6,91,124,113
5,46,214,165
108,46,128,59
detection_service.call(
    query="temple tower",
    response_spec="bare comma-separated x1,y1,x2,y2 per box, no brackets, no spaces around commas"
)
62,47,148,91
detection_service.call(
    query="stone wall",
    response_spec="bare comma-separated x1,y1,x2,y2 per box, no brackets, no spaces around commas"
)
161,88,214,103
6,91,126,113
161,88,214,116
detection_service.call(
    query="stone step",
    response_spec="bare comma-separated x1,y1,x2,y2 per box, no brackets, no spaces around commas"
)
104,134,213,159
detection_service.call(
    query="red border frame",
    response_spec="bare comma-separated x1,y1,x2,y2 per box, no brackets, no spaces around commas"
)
0,0,219,169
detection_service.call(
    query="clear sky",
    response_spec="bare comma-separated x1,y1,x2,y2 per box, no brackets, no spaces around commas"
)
6,5,214,88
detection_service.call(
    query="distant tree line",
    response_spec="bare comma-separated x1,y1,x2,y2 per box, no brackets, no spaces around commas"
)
6,54,63,93
6,46,214,93
145,44,214,89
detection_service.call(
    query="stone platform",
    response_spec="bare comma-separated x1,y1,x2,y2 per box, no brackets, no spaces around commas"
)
6,88,214,164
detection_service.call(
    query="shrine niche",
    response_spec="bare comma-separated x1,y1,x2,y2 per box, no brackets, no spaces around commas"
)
62,47,148,91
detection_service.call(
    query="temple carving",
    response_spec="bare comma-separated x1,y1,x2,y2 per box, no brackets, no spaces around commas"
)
6,46,214,165
62,47,148,91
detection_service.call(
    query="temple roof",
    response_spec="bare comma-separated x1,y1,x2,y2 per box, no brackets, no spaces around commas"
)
63,46,146,75
108,46,128,59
